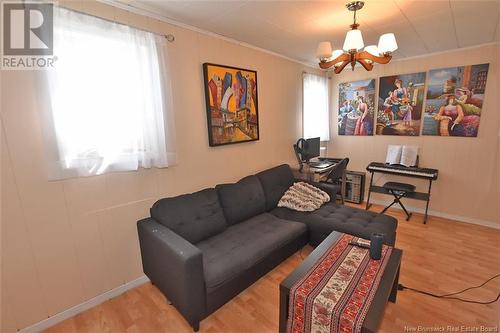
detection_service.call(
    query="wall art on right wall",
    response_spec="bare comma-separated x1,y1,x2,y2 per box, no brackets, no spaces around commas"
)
423,63,489,137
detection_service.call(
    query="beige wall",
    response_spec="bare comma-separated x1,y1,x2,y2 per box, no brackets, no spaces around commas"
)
328,43,500,225
0,2,317,331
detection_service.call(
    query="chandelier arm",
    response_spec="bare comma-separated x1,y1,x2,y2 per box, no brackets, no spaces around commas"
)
356,59,374,71
355,51,393,64
318,53,350,70
334,60,351,74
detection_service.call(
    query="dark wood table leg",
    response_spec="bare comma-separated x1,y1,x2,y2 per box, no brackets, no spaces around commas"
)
389,265,400,303
365,171,374,210
279,285,288,333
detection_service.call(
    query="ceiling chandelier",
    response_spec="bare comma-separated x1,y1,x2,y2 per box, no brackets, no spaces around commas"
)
316,1,398,74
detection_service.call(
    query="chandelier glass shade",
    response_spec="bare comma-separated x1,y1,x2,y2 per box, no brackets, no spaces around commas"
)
316,1,398,74
343,28,364,51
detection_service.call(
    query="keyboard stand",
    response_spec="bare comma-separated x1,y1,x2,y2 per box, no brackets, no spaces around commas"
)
366,171,435,224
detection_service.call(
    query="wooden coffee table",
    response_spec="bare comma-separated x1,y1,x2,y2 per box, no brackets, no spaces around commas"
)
279,231,402,333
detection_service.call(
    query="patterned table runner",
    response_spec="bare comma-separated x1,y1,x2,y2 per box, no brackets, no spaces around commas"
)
287,234,393,333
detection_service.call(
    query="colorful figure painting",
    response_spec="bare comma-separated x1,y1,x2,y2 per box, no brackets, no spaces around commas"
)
423,63,489,137
203,63,259,146
376,72,426,136
338,79,376,136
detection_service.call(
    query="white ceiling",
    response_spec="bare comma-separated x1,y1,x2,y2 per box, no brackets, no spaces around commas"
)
117,0,500,65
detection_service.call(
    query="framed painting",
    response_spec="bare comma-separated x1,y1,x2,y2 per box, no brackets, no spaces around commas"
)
203,63,259,146
338,79,376,136
376,72,426,136
423,63,489,137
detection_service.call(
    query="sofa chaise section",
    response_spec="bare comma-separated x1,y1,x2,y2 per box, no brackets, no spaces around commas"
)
256,164,398,246
272,204,397,246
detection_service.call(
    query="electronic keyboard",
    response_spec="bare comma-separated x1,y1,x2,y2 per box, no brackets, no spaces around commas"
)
366,162,439,180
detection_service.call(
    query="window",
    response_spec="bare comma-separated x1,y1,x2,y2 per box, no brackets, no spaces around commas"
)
302,73,330,141
40,7,176,180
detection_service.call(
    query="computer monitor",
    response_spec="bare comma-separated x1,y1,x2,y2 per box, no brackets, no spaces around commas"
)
303,137,320,161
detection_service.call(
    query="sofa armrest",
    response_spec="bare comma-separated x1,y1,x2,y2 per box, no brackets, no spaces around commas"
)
137,218,205,329
295,179,341,202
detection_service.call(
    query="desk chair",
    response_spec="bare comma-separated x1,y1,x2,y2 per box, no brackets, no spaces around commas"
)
321,158,349,204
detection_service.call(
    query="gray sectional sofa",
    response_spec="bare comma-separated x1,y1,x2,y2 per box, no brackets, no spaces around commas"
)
137,164,397,331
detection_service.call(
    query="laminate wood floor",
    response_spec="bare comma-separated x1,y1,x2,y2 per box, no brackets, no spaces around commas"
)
45,203,500,333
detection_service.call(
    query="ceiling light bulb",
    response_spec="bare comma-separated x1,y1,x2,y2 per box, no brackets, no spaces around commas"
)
343,29,364,51
378,33,398,54
316,41,333,61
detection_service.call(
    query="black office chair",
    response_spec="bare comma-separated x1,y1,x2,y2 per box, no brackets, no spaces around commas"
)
321,158,349,204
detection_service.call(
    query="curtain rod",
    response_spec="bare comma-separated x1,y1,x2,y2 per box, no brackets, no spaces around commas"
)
58,5,175,42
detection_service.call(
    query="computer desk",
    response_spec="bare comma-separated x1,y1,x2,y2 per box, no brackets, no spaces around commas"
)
291,157,342,182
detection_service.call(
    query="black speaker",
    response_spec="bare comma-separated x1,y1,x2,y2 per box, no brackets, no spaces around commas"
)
370,233,384,260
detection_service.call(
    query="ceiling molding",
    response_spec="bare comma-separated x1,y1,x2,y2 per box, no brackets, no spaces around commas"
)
98,0,319,69
389,40,500,63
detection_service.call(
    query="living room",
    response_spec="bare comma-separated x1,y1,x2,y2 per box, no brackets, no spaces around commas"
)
1,0,499,332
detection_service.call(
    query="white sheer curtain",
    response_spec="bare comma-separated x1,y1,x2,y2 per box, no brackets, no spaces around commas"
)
303,73,330,141
39,7,176,180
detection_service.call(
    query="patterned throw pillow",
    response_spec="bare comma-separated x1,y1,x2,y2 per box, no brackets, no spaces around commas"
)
277,182,330,212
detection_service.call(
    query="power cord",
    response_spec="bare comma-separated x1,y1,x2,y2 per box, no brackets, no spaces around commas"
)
397,273,500,305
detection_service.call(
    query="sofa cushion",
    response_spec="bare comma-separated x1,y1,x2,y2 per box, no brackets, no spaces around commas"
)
216,175,266,225
271,203,398,246
150,188,227,244
256,164,295,211
196,213,307,292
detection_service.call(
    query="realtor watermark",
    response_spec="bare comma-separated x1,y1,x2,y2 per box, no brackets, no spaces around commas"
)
1,1,56,69
404,326,498,332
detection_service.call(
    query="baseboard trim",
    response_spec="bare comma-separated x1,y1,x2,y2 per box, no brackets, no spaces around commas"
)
367,199,500,229
19,275,150,333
